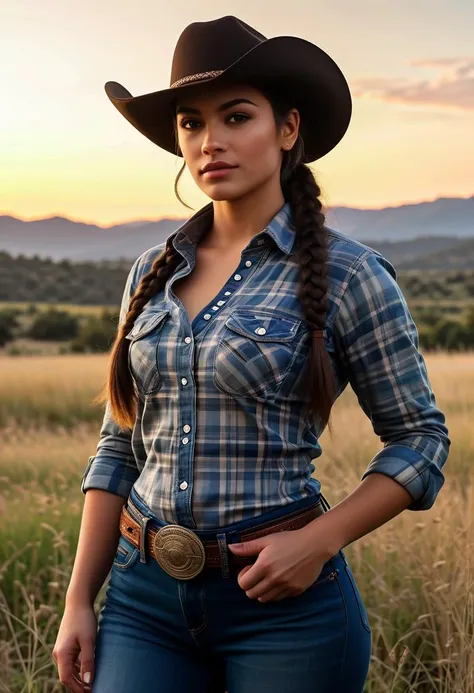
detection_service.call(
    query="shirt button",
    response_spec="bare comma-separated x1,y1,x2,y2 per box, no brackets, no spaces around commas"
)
182,437,189,445
181,377,188,385
204,313,212,320
217,300,225,306
234,274,242,281
179,481,188,491
224,291,231,296
245,260,252,267
255,327,267,335
211,305,219,311
183,424,191,433
184,336,192,344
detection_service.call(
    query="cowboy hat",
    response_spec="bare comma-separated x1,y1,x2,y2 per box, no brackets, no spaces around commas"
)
104,15,352,163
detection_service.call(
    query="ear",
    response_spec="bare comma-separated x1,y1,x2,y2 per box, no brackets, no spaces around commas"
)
281,108,300,151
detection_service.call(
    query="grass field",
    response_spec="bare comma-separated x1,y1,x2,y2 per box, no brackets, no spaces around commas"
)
0,352,472,692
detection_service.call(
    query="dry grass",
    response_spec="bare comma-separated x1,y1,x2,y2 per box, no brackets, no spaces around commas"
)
0,351,472,692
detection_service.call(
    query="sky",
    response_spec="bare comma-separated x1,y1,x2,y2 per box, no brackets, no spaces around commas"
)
1,0,473,225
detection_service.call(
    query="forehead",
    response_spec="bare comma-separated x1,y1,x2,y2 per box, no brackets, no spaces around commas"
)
174,82,265,110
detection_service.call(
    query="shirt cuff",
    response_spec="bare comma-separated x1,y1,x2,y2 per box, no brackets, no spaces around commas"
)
80,455,140,499
361,444,445,511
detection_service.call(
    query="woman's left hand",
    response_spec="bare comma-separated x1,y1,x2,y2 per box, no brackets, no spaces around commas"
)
227,525,333,602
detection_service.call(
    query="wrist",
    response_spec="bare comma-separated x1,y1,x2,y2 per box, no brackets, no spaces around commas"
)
301,511,345,561
65,587,95,609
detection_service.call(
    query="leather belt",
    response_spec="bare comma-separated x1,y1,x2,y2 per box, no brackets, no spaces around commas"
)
119,499,326,581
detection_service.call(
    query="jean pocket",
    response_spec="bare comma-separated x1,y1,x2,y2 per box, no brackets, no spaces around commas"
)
308,560,339,589
112,534,140,572
344,564,371,632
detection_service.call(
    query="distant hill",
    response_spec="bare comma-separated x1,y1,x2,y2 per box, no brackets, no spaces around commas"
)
326,195,474,242
1,195,473,263
362,236,474,269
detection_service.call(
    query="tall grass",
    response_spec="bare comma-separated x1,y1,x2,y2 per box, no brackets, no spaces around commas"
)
0,352,471,692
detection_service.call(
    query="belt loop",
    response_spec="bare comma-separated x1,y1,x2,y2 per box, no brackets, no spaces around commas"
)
140,516,150,563
216,533,230,578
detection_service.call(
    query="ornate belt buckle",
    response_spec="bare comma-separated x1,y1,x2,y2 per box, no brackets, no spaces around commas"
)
153,525,206,580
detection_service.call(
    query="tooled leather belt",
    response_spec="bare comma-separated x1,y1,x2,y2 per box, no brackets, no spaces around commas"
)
119,499,326,580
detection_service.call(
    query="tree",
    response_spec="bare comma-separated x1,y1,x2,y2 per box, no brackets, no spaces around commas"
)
28,309,79,341
0,316,13,348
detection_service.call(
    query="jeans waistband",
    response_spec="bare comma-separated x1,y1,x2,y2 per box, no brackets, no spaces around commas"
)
127,486,330,543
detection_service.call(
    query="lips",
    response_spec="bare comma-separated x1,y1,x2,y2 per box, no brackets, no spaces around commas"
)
201,162,237,174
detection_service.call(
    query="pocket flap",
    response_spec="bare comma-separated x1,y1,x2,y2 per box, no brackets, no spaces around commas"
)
224,309,301,342
125,310,169,341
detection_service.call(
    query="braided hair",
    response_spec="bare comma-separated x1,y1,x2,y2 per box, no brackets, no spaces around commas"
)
99,85,337,435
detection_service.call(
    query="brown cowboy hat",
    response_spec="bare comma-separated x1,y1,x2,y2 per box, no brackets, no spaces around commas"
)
104,15,352,163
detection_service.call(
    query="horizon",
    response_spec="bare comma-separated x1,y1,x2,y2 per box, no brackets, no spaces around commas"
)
2,192,474,229
2,1,474,225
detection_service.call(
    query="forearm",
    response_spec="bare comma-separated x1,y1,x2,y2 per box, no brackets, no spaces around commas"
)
66,489,126,607
303,472,413,557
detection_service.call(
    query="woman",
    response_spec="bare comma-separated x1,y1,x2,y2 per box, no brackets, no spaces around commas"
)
53,16,450,693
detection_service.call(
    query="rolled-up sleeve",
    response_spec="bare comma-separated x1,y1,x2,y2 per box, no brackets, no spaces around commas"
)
332,251,451,511
80,256,142,498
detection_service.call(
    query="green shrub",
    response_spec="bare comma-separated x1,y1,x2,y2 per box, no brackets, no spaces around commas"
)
70,314,118,353
27,309,79,341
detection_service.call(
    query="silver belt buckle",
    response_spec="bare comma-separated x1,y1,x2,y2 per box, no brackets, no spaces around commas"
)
153,525,206,580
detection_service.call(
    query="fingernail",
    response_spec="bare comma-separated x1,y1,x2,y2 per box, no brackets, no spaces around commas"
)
83,672,91,684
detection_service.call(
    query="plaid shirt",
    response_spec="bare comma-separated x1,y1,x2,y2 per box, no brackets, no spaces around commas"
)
81,201,450,529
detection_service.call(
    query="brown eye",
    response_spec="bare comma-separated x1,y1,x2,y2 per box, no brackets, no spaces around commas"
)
228,113,249,124
180,119,200,130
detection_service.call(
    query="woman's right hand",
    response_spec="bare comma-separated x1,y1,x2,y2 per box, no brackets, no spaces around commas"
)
52,603,98,692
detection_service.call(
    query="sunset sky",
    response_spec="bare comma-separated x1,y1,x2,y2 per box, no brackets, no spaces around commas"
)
2,0,473,226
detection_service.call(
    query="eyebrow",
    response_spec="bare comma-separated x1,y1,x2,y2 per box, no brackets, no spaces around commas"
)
175,98,258,116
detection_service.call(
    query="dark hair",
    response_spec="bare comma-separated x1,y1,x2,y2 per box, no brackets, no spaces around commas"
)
98,83,337,435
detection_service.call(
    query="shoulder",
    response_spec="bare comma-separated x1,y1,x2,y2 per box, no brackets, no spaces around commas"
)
325,225,398,308
127,241,168,291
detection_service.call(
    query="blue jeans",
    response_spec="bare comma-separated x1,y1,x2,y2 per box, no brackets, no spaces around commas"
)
92,487,372,692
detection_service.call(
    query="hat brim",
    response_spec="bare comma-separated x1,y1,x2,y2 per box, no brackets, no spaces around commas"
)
104,35,352,163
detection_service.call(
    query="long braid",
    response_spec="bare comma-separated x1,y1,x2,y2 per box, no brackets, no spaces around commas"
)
98,244,183,430
282,159,337,433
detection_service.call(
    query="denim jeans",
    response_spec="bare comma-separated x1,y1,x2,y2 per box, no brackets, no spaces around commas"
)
92,486,372,692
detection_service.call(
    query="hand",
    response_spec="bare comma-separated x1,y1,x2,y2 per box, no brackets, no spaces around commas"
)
227,525,332,602
52,603,97,692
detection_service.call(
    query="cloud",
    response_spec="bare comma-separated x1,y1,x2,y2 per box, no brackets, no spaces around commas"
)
352,57,474,111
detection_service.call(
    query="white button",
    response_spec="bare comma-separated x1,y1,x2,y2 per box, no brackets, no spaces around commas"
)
181,377,188,385
184,336,192,344
179,481,188,491
224,291,231,296
217,300,225,306
234,274,242,281
255,327,266,335
245,260,252,267
183,424,191,433
204,313,212,320
212,305,219,311
182,437,189,444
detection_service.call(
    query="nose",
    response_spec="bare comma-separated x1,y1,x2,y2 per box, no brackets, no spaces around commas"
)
201,123,226,155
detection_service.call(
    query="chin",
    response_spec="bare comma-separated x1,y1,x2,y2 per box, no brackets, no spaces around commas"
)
201,183,253,202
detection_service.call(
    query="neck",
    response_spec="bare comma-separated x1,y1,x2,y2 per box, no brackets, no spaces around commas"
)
200,180,286,251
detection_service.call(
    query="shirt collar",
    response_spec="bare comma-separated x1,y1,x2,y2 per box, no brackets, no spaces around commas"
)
165,201,297,256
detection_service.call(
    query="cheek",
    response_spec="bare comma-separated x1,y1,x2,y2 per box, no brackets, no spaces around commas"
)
239,126,279,173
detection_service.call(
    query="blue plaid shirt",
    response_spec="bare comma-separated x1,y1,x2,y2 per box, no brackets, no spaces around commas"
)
81,201,450,529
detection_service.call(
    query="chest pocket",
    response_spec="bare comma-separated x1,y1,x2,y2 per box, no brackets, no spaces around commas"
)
213,309,303,400
125,310,169,395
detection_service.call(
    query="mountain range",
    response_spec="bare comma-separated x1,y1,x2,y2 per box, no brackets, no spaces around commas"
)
1,195,473,268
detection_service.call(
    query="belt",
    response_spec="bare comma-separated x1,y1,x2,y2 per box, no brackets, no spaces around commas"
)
119,499,326,581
